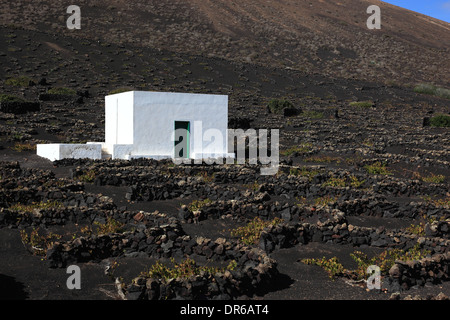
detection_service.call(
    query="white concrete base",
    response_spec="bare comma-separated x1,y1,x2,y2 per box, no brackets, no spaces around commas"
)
37,143,102,161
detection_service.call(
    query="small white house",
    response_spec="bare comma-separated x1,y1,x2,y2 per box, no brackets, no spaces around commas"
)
37,91,235,161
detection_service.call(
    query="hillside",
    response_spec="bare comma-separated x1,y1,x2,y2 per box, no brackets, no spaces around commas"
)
0,0,449,85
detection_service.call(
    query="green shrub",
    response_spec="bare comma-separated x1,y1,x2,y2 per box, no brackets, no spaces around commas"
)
364,161,392,175
187,198,213,212
0,94,26,103
414,83,450,99
20,228,62,256
230,217,282,245
435,87,450,99
301,257,345,279
429,114,450,128
47,87,76,95
267,99,294,114
301,110,324,119
5,76,35,87
301,243,431,280
414,83,437,95
349,101,373,108
140,257,237,282
10,200,62,213
280,143,312,156
76,169,96,183
288,166,321,181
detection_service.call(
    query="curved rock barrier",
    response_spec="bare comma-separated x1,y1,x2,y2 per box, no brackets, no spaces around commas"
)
123,246,278,300
257,208,450,254
43,219,279,300
388,252,450,290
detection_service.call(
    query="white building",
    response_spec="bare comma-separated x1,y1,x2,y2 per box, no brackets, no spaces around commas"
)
37,91,235,161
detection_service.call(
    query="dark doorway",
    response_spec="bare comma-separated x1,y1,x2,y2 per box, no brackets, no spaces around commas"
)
174,121,190,158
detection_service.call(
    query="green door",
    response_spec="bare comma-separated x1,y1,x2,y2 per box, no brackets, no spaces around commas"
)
174,121,190,158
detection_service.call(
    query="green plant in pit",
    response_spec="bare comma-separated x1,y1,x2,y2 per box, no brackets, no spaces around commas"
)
94,217,125,235
76,169,96,183
301,257,345,279
321,175,365,188
187,198,213,212
350,243,431,279
20,228,62,256
243,180,261,192
313,195,338,207
421,196,450,208
10,200,62,213
301,243,431,280
11,142,36,152
281,144,312,156
196,171,215,183
289,167,321,181
364,161,392,175
304,155,342,164
5,76,35,87
140,257,237,282
349,175,365,188
421,173,445,184
322,177,346,188
230,217,282,245
301,110,324,119
81,217,125,236
0,94,26,103
406,214,445,236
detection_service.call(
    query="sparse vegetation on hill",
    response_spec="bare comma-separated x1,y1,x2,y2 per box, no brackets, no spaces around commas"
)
414,84,450,99
430,114,450,127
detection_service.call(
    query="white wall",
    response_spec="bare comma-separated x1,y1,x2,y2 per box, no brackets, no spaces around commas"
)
112,91,229,158
105,91,134,146
37,144,102,161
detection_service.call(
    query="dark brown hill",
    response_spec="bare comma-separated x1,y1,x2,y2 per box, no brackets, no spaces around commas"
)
0,0,449,85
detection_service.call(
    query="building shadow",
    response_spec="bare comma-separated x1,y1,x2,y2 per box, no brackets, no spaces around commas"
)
0,274,28,300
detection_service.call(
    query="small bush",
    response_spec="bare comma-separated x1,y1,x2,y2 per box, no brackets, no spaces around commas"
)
301,257,345,279
301,243,431,280
364,161,392,175
231,217,282,245
435,87,450,99
10,200,62,213
5,76,35,87
76,169,96,183
20,228,62,256
140,257,237,282
301,110,324,119
349,101,373,108
281,143,312,156
350,243,431,279
94,217,125,235
0,94,26,103
289,167,321,181
414,83,450,99
47,87,76,95
429,114,450,128
414,83,437,95
11,142,36,152
267,99,295,114
421,173,445,183
187,198,213,212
